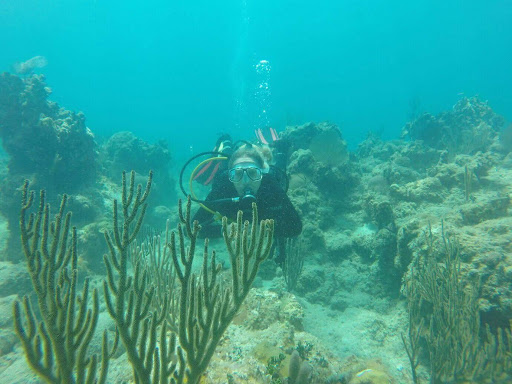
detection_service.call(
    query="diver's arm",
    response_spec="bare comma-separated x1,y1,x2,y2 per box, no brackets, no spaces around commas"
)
191,177,232,239
262,178,302,237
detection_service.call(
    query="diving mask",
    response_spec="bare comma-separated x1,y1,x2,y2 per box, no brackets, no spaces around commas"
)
228,165,262,182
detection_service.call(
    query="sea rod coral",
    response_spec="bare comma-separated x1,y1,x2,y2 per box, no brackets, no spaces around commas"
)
103,171,274,383
14,170,274,383
13,181,110,383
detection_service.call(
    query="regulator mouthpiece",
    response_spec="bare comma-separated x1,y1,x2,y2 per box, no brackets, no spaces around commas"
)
240,189,256,209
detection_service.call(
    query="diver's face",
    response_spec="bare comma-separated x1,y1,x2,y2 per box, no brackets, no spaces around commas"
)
229,157,262,196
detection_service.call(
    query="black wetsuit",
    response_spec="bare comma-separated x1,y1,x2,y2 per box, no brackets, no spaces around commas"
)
192,170,302,245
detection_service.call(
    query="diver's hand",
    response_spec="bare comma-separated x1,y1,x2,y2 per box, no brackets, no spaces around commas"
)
214,134,233,155
218,140,233,155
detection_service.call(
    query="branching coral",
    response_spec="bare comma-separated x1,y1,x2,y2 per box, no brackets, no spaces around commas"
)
403,223,512,383
13,180,110,383
171,197,274,383
103,170,274,384
135,222,179,333
103,171,162,384
15,169,274,383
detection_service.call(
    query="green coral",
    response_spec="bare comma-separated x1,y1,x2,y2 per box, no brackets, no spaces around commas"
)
266,353,286,376
403,222,512,383
295,341,314,360
13,180,110,383
102,171,161,384
15,170,274,384
103,170,274,384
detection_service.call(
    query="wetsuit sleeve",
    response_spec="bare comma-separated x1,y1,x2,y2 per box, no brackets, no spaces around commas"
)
259,177,302,238
191,177,231,239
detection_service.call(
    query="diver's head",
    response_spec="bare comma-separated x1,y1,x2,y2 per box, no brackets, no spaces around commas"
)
228,143,271,197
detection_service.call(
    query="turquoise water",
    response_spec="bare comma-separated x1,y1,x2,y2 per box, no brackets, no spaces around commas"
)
2,2,512,382
1,0,511,157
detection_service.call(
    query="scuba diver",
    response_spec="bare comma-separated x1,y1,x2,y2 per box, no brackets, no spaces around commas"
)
181,128,302,265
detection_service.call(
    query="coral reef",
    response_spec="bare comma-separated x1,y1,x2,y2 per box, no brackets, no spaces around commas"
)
0,73,98,262
0,73,176,263
1,71,511,384
0,73,96,191
287,350,312,384
281,122,361,267
402,96,505,156
499,123,512,153
274,97,511,383
100,131,177,228
284,122,357,207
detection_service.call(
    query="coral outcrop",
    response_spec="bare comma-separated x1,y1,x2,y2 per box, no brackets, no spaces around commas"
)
279,97,511,363
100,131,176,227
283,122,357,207
1,72,511,383
0,73,176,263
0,73,97,191
401,96,504,156
0,73,98,261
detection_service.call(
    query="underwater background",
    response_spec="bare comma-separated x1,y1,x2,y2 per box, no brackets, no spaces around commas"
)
1,0,511,158
1,1,512,383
